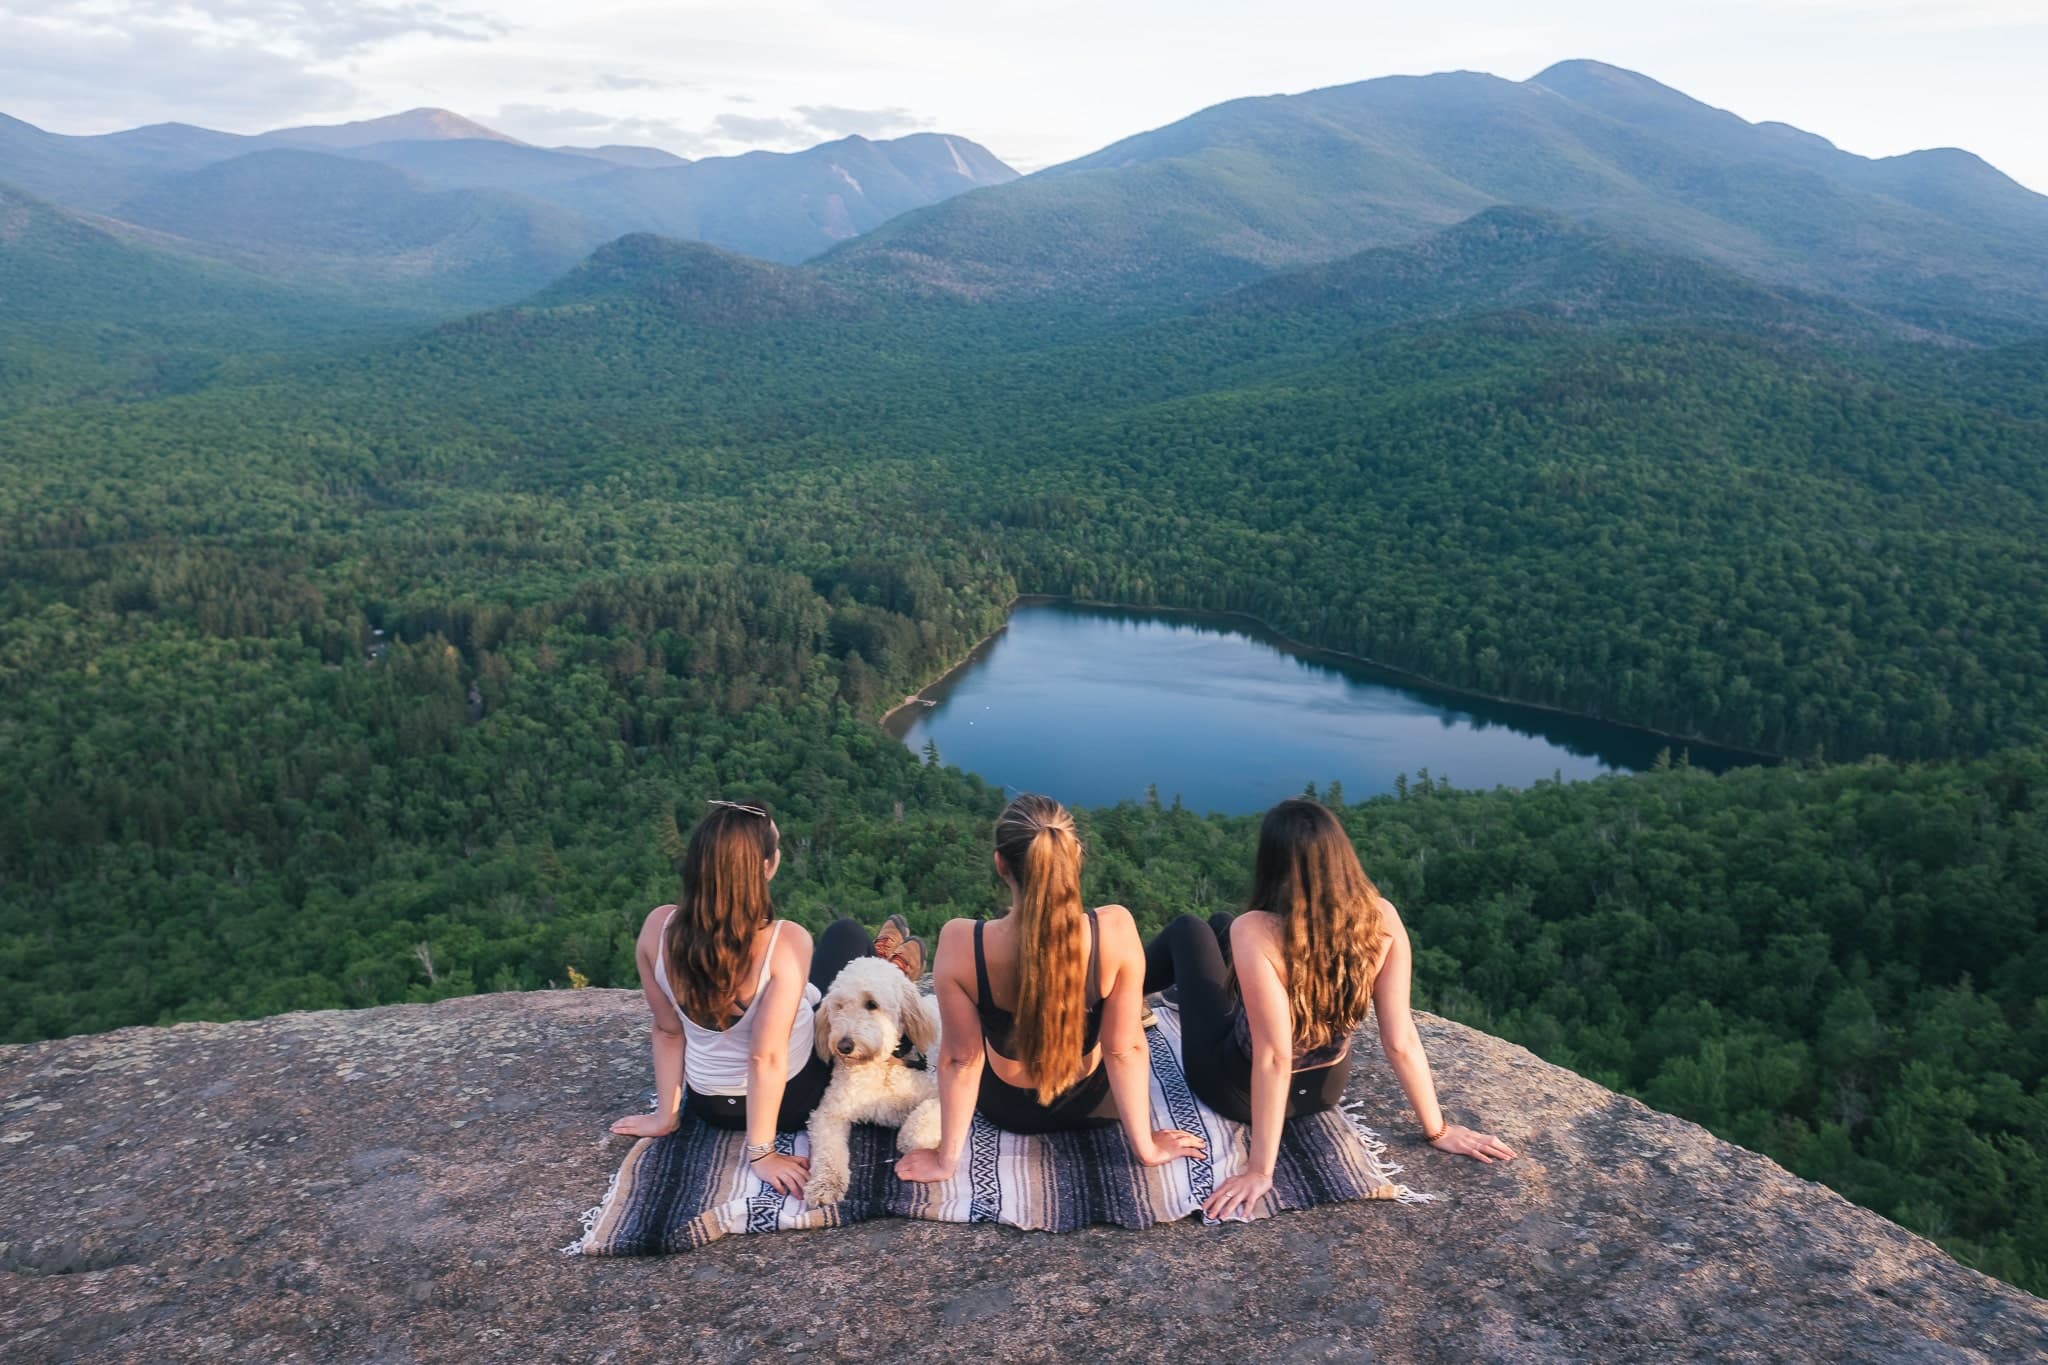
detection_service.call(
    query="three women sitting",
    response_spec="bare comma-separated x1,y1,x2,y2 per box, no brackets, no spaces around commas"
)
613,791,1515,1208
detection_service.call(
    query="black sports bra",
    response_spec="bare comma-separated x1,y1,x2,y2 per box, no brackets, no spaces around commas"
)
974,910,1104,1060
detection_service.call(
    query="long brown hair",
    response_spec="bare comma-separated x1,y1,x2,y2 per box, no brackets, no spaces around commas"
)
994,793,1090,1104
666,800,778,1028
1248,799,1386,1054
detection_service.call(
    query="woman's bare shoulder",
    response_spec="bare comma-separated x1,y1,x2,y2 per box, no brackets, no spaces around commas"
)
934,916,979,947
1093,904,1152,959
1091,903,1137,933
1231,908,1282,943
932,918,981,980
636,903,677,950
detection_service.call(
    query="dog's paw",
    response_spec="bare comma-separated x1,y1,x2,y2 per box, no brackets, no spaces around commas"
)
897,1098,942,1154
803,1172,850,1206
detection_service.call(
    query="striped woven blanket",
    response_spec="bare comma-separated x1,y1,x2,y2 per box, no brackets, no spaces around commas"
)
571,1003,1427,1255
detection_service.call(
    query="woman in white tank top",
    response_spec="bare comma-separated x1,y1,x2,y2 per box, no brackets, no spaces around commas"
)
607,799,889,1197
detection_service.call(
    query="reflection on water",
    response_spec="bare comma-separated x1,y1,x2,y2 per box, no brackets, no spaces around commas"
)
892,603,1757,815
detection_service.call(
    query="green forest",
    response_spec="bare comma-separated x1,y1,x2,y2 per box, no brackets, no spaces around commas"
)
3,205,2046,1297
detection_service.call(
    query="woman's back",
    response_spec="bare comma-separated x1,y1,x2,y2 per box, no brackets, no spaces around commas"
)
648,908,818,1095
1228,903,1392,1065
899,789,1206,1168
970,908,1108,1071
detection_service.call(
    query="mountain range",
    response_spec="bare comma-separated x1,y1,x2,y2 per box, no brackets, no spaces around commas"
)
824,61,2048,338
0,106,1017,308
6,60,2048,389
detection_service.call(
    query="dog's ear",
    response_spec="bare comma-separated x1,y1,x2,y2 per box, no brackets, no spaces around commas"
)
899,975,938,1055
814,1000,835,1063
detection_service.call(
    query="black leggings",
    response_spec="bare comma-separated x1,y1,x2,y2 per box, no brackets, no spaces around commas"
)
975,1057,1119,1135
686,917,874,1133
1144,913,1350,1123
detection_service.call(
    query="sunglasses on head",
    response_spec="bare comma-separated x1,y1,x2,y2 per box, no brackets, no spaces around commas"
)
707,799,769,818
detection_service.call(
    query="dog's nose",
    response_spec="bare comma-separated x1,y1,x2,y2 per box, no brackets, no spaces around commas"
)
836,1038,855,1055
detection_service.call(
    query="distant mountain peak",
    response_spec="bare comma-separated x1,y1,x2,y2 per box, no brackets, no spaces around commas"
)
123,121,223,136
1529,58,1652,86
525,232,864,321
1756,120,1840,154
554,144,689,169
259,108,522,149
1526,59,1715,112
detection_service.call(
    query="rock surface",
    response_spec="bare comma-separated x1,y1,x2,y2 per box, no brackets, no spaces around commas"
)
1,991,2042,1363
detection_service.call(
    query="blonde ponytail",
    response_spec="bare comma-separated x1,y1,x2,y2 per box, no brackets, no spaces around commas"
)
995,795,1090,1103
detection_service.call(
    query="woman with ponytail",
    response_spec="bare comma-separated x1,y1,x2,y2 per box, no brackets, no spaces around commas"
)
1146,798,1517,1220
608,799,903,1198
895,794,1205,1182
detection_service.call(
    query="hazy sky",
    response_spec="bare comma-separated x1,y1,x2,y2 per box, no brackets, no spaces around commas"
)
5,1,2044,190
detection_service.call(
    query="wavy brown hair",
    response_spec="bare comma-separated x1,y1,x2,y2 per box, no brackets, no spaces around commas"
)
994,793,1090,1104
665,801,779,1029
1247,799,1387,1054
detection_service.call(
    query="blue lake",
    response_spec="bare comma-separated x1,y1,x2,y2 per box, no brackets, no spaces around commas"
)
889,602,1756,815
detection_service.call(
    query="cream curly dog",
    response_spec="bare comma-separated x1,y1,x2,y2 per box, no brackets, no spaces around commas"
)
802,956,941,1205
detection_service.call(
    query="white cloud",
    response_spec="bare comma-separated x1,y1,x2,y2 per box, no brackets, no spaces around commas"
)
711,111,813,146
594,73,676,92
489,102,718,154
8,0,504,59
794,104,930,138
1750,0,2046,25
0,12,359,129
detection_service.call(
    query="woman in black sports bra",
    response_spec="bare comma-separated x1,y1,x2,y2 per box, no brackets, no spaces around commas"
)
969,904,1110,1131
895,794,1206,1181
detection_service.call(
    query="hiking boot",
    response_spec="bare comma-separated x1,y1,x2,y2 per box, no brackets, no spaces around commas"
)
873,913,911,961
884,934,925,982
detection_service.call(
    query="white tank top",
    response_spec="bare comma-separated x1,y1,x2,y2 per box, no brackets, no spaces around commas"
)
654,912,819,1096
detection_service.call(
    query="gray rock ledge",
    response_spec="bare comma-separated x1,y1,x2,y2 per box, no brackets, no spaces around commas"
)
2,990,2042,1363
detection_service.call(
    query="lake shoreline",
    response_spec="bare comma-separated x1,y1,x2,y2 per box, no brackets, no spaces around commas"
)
878,593,1783,768
879,620,1015,739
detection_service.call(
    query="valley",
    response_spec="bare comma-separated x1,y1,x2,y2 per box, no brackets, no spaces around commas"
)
2,61,2044,1295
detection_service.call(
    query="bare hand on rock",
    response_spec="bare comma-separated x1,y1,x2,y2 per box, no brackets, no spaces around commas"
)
1430,1123,1518,1163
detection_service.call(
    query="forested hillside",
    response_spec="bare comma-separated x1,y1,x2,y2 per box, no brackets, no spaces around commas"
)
0,184,425,406
2,63,2045,1295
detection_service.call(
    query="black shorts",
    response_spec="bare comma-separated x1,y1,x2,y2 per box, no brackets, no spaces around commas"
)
974,1057,1119,1135
685,1049,832,1132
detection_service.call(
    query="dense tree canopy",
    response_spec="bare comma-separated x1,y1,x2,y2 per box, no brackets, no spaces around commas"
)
2,215,2045,1295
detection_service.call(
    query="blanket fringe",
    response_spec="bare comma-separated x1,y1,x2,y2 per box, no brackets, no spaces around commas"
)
1341,1100,1436,1205
561,1162,624,1255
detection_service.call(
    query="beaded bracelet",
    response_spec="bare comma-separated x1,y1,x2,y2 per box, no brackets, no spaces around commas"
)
1423,1116,1449,1143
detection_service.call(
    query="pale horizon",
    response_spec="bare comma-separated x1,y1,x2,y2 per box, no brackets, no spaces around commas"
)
3,1,2045,192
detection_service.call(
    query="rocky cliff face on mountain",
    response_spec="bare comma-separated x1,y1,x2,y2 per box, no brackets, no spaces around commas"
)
2,991,2041,1362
